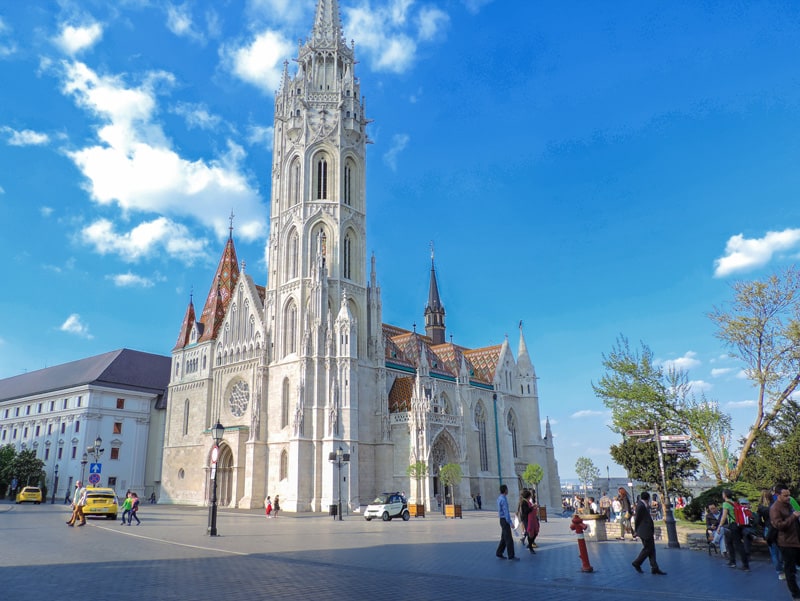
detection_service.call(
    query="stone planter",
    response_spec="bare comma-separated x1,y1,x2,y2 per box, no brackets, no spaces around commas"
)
580,513,608,541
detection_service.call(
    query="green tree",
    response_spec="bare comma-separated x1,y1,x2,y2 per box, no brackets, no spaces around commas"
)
406,460,428,504
609,437,698,501
10,449,45,488
709,267,800,481
439,463,463,505
575,456,601,496
739,399,800,490
0,444,17,499
593,336,731,482
522,463,544,498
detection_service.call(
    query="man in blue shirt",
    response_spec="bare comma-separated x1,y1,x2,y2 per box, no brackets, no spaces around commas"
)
496,484,519,560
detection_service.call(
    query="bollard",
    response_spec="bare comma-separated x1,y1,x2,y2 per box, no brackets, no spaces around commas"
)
569,513,594,572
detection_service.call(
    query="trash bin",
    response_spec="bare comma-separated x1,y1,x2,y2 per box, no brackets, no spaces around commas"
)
329,504,338,517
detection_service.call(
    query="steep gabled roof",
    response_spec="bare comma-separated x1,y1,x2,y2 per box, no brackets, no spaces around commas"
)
198,235,240,342
463,345,503,384
173,297,197,351
0,349,171,404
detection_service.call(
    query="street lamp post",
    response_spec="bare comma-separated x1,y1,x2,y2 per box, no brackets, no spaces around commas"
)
51,465,59,504
328,446,350,521
85,436,104,487
440,465,445,516
79,453,88,484
208,421,225,536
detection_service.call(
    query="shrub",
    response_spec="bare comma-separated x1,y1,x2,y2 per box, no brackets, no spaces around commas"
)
683,482,761,522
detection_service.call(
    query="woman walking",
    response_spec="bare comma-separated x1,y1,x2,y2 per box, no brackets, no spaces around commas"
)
128,492,141,525
272,495,280,518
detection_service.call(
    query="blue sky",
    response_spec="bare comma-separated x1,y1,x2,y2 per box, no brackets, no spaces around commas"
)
1,0,799,480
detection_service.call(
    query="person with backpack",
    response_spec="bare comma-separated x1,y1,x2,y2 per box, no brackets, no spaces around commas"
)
715,489,750,571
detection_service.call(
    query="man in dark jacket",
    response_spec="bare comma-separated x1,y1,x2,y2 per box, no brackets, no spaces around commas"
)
631,491,667,575
770,484,800,600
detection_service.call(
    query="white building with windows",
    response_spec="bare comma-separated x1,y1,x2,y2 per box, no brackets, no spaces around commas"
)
160,0,561,513
0,349,170,499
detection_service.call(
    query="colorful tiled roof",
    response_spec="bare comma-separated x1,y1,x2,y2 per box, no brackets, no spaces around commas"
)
388,376,414,412
173,298,196,351
198,235,239,342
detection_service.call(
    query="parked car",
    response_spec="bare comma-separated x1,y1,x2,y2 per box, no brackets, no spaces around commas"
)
15,486,42,504
364,492,409,521
83,487,119,520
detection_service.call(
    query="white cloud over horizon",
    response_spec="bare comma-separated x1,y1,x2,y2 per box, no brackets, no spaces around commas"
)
659,350,701,372
383,133,409,170
571,409,606,418
714,228,800,277
223,29,293,94
726,399,757,409
711,367,733,377
107,272,157,287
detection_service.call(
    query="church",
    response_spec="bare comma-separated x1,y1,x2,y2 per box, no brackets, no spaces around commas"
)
160,0,561,514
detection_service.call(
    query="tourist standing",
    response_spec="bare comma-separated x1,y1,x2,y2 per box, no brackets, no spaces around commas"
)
264,495,272,518
717,489,750,571
770,484,800,600
617,487,632,540
272,495,280,518
758,488,784,580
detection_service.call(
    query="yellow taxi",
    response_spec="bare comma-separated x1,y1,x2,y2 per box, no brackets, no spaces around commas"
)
83,487,119,519
15,486,43,504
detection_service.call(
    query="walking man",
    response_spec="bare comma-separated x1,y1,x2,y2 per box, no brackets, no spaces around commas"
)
496,484,518,561
617,487,633,540
770,484,800,600
631,491,667,575
66,481,87,527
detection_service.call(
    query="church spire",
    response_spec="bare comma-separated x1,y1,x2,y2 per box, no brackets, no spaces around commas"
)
198,233,240,342
310,0,344,47
424,244,446,345
173,293,196,350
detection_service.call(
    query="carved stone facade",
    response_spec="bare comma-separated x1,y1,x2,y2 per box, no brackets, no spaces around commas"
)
160,0,561,513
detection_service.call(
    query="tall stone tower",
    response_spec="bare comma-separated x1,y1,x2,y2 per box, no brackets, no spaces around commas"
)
264,0,372,511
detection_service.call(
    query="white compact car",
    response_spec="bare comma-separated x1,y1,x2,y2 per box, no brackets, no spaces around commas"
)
364,492,410,521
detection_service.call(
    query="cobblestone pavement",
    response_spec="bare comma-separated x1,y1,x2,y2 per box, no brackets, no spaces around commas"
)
0,502,783,600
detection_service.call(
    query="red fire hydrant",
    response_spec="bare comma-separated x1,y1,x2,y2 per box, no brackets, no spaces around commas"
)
570,513,594,572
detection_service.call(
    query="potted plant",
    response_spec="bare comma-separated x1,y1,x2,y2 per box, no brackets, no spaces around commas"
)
406,461,428,517
439,463,463,519
522,463,547,522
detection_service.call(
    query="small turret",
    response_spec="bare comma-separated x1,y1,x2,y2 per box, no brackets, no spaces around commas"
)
423,247,446,345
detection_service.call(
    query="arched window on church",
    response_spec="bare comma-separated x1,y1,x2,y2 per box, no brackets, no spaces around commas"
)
287,229,299,280
507,410,518,458
344,162,352,206
283,301,297,357
281,378,290,429
183,399,190,436
280,449,289,480
343,234,352,279
289,159,300,207
475,403,489,472
316,157,328,200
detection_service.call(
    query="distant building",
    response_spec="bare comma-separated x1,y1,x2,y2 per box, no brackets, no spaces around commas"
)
0,349,170,499
160,0,561,513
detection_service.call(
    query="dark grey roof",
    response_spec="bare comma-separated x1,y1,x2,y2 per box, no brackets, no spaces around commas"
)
0,349,171,406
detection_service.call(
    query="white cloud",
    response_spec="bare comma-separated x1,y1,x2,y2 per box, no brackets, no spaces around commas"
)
345,1,449,73
59,60,266,247
688,379,712,392
660,351,701,371
726,400,757,409
247,0,305,22
107,272,156,288
81,217,208,264
0,185,5,194
383,133,409,170
710,367,733,378
463,0,494,14
2,126,50,146
735,370,749,379
417,7,449,41
40,206,54,217
223,30,294,94
172,102,222,130
0,17,17,58
60,313,93,339
247,124,274,147
166,3,205,43
571,409,606,418
54,22,103,56
714,228,800,277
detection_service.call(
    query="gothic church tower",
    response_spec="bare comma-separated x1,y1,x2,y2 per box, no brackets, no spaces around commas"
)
264,0,372,511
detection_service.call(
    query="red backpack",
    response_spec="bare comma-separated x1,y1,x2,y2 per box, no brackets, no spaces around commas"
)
732,502,752,527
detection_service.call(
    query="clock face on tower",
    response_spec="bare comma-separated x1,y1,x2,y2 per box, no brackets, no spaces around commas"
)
228,380,250,417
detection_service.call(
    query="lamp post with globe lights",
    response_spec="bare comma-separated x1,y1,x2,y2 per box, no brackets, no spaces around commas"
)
208,421,225,536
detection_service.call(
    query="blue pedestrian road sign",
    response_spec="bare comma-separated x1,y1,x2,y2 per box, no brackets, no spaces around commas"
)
90,463,102,474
